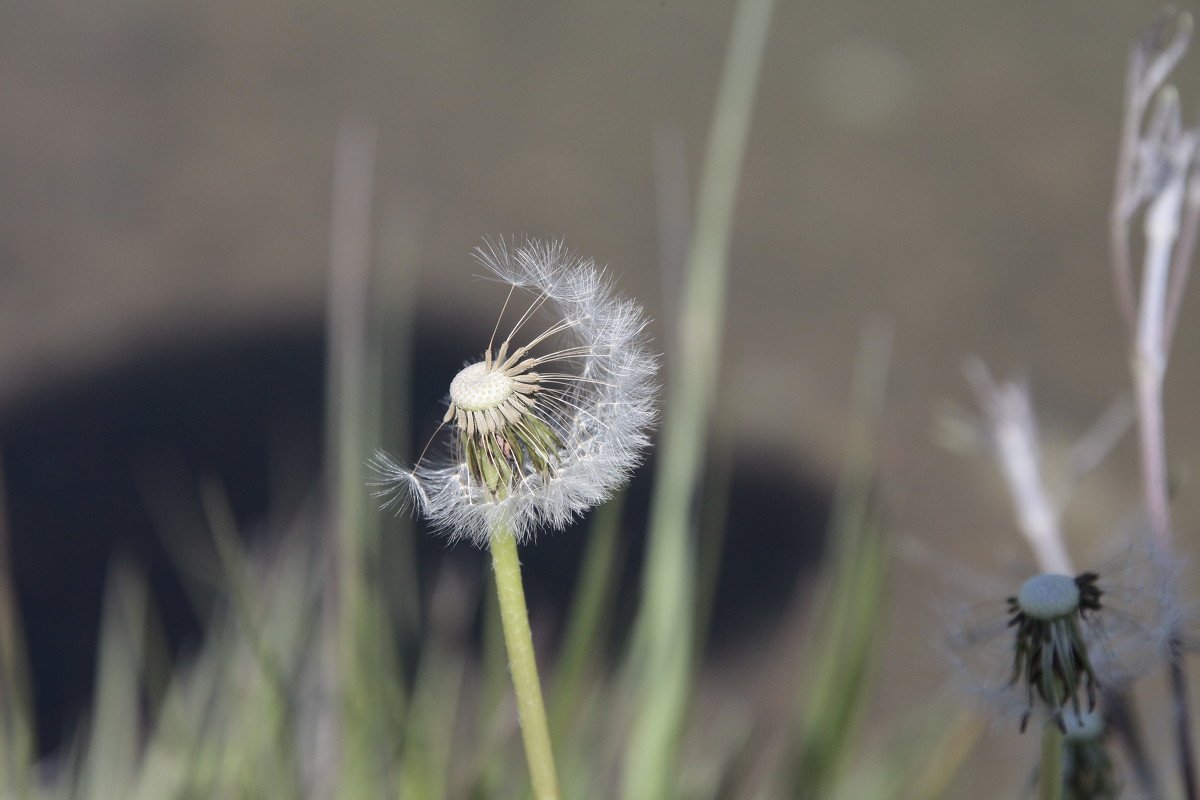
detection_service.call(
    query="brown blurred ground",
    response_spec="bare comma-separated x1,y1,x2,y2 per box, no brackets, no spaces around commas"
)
4,0,1200,794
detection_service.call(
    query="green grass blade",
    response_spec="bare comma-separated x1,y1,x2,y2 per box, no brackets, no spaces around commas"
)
784,324,892,799
622,0,777,795
398,566,473,800
0,455,34,799
81,560,147,800
551,496,623,743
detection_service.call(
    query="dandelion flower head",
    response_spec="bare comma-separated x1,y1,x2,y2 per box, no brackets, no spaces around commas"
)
374,238,657,547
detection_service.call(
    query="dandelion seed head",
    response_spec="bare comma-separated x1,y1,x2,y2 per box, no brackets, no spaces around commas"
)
938,560,1152,733
1007,572,1103,731
373,237,658,547
1017,573,1081,621
450,362,518,413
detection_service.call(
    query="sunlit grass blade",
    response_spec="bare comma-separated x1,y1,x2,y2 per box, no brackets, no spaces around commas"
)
690,423,734,667
373,198,423,644
899,710,984,800
80,560,146,800
783,324,892,798
786,484,888,797
551,495,624,742
0,454,34,799
821,707,982,800
622,0,777,795
327,117,418,799
398,565,473,800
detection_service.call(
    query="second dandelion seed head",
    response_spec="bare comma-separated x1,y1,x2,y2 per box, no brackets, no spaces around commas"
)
1008,572,1103,732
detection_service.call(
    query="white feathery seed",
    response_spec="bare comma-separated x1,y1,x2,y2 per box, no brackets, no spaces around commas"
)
373,237,658,547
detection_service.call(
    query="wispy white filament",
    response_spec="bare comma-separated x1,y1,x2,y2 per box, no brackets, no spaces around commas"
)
373,238,658,546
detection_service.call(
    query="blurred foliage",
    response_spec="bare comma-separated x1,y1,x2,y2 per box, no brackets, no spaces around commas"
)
0,273,968,798
0,0,977,797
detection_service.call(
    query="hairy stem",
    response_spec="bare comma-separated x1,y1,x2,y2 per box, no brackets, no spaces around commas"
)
490,527,560,800
1040,723,1064,800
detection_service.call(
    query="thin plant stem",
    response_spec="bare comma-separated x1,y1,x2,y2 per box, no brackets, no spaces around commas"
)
489,526,561,800
1039,723,1064,800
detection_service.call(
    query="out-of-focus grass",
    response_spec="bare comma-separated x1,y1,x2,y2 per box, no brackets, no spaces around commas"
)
0,280,964,799
0,5,972,799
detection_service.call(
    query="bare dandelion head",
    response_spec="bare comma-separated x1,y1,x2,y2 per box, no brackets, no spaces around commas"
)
1017,573,1084,621
941,546,1163,737
1008,572,1103,732
373,237,657,547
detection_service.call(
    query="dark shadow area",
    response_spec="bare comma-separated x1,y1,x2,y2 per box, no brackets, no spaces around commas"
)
1,326,326,755
1,322,831,756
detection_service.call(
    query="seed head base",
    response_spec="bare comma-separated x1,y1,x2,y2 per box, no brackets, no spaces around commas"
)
1008,572,1103,732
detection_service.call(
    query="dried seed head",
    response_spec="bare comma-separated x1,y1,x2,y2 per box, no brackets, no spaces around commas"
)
373,237,658,546
1017,573,1081,621
1007,572,1103,732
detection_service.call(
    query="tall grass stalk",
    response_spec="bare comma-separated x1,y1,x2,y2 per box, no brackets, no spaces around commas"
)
326,117,406,799
622,0,775,794
397,566,470,800
373,199,423,640
785,323,891,798
551,497,623,742
80,561,145,800
0,456,32,799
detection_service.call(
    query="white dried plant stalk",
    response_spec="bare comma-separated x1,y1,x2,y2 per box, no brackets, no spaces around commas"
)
1111,10,1200,798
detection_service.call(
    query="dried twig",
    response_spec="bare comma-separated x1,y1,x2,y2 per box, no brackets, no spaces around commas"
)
1111,10,1199,797
963,359,1074,577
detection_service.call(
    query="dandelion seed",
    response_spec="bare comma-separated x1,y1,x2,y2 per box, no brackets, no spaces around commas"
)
373,237,658,547
1008,572,1103,732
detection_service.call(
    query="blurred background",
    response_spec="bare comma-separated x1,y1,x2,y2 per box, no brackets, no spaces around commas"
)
2,0,1199,795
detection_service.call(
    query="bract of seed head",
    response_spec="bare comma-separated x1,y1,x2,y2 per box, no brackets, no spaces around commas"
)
1017,573,1081,621
373,237,658,547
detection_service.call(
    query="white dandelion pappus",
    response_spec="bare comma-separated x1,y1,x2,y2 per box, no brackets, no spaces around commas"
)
374,238,658,547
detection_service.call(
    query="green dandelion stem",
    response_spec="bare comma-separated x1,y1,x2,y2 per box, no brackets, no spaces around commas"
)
489,525,561,800
1040,722,1065,800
